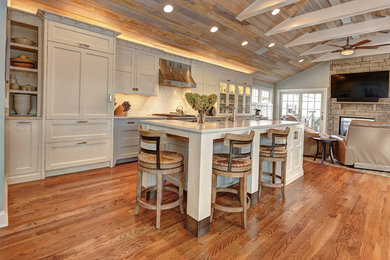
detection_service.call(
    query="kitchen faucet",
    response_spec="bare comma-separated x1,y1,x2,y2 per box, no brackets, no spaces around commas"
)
226,105,236,122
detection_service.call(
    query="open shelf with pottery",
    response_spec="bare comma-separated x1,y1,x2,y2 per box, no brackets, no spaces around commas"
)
6,8,42,117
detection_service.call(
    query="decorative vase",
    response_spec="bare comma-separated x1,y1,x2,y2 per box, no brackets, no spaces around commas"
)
14,94,31,115
197,110,206,123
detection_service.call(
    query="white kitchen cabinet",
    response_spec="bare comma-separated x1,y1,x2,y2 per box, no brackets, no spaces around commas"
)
191,64,204,94
114,45,136,94
48,21,114,54
114,119,140,164
114,45,158,95
46,41,113,119
46,120,112,143
191,64,218,95
135,50,158,95
5,119,41,184
45,139,111,171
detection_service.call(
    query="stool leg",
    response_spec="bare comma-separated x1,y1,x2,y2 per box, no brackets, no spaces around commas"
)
258,157,263,198
241,175,247,229
156,173,163,229
281,160,287,199
210,173,217,223
135,170,142,216
179,170,184,214
272,161,276,184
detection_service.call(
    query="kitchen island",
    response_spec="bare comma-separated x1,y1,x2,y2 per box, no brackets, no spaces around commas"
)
141,119,304,237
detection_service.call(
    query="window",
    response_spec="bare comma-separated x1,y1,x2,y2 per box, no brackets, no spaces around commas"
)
251,86,273,119
252,88,259,103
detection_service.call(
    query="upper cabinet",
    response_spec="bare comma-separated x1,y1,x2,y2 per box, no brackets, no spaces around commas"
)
135,50,158,95
191,63,218,95
46,21,114,119
47,22,114,54
114,43,158,96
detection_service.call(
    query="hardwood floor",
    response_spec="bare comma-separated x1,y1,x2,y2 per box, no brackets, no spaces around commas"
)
0,161,389,259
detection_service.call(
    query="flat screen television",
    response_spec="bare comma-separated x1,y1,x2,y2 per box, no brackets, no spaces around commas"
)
331,71,389,102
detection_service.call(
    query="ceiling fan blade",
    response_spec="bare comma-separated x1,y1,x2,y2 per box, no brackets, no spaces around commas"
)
331,49,341,53
328,44,344,48
352,39,371,47
356,46,379,49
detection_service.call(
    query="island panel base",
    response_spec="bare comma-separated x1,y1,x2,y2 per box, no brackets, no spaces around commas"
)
186,214,210,238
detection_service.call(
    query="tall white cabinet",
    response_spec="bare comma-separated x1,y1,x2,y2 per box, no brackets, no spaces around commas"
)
41,12,118,176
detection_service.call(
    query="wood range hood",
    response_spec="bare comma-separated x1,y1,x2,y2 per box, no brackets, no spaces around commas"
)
159,58,196,88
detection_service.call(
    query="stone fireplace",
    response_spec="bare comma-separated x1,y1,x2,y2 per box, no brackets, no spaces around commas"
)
327,54,390,135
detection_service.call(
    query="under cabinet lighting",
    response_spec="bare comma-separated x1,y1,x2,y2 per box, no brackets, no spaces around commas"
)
164,5,173,13
210,26,219,33
272,9,280,15
268,42,275,48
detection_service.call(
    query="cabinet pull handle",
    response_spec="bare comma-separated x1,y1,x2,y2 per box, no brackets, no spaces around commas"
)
127,121,135,124
79,43,90,48
78,120,88,123
132,88,137,91
77,141,88,145
108,94,114,103
17,121,32,124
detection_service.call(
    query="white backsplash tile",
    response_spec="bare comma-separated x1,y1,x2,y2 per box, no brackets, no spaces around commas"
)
115,86,194,116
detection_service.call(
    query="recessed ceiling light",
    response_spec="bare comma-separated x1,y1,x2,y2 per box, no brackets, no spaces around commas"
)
268,42,275,48
210,26,218,33
164,5,173,13
299,59,304,63
272,9,280,15
241,41,248,46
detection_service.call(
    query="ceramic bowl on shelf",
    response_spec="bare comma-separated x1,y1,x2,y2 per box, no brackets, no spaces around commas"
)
12,37,35,46
13,94,31,116
20,84,37,91
11,55,37,68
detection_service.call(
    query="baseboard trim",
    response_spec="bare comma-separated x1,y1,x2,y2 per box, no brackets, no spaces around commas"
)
286,167,304,185
0,211,8,228
7,172,42,185
45,162,110,177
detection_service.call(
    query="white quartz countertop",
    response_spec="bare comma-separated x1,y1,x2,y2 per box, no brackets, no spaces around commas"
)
114,115,167,120
141,119,303,134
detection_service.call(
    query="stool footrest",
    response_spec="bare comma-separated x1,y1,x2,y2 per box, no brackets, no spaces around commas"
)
212,187,251,213
260,182,284,188
136,186,182,211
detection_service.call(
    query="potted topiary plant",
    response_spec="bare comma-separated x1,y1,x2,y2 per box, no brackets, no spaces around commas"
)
185,93,217,123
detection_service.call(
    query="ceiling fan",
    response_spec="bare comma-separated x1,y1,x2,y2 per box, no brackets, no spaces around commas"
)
330,37,390,56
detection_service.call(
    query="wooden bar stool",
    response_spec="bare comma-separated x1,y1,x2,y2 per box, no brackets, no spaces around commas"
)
211,130,255,229
135,126,184,229
259,128,290,199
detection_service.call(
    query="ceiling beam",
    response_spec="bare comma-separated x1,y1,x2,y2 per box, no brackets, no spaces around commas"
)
286,16,390,47
328,0,359,40
312,45,390,62
266,0,390,36
236,0,301,21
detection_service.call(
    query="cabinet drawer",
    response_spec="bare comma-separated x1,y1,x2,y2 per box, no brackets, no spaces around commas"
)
48,21,114,54
46,120,112,143
118,145,139,160
45,139,111,170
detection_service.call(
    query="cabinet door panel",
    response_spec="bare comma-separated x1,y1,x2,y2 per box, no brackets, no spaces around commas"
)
116,45,134,72
6,120,39,176
115,70,133,94
82,51,113,117
47,42,82,118
136,74,156,95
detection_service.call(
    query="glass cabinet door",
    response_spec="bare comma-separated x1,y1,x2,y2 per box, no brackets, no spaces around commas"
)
237,86,244,114
245,87,251,114
228,84,235,113
219,83,227,114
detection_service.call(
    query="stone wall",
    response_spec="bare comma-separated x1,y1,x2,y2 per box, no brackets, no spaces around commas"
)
327,54,390,134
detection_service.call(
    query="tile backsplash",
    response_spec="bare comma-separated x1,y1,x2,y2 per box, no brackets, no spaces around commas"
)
114,86,194,115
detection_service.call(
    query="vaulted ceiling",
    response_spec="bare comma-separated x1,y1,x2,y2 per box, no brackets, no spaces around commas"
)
8,0,390,83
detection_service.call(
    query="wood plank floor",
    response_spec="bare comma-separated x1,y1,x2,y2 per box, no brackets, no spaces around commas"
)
0,161,389,259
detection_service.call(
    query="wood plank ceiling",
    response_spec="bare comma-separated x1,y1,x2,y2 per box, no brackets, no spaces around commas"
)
8,0,390,83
